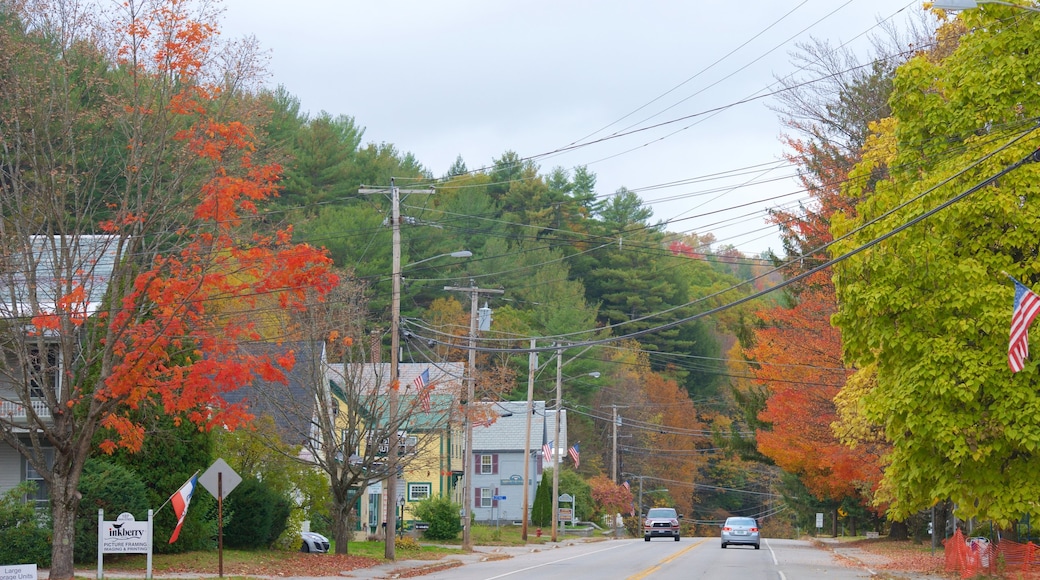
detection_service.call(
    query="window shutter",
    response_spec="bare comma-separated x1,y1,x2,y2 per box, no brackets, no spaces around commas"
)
474,487,481,508
492,487,499,508
474,453,480,474
492,454,499,475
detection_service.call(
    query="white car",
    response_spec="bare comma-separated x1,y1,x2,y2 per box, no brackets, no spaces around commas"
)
301,531,330,553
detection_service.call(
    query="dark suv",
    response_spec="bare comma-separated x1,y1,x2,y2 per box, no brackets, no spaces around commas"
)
643,507,681,541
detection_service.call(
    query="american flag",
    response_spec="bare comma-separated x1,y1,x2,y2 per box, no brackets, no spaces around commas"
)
413,369,432,411
542,440,553,465
568,443,580,468
1010,278,1040,372
622,480,630,491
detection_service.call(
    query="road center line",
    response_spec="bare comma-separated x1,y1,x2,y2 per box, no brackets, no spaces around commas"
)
626,538,707,580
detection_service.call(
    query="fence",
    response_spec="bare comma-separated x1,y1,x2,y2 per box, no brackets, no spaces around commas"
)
945,528,1040,577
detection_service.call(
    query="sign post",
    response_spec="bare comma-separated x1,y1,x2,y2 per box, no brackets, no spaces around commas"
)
816,512,824,534
492,495,507,534
200,458,242,578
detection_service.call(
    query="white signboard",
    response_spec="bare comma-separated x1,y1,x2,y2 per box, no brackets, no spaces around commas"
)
101,513,150,554
368,481,383,495
816,512,824,529
0,565,37,580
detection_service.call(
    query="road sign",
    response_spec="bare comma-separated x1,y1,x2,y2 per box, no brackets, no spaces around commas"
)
816,512,824,528
199,458,242,500
492,495,507,501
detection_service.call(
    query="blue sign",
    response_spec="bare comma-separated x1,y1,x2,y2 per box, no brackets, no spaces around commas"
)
492,495,507,501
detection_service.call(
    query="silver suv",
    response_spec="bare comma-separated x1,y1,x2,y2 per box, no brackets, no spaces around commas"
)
643,507,681,541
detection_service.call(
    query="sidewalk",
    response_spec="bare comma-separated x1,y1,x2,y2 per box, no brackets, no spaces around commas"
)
815,537,948,580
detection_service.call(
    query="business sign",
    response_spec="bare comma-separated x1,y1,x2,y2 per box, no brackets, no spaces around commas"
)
101,513,150,554
558,508,574,522
0,565,37,580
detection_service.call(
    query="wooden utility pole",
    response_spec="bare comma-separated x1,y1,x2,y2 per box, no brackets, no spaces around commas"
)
360,180,433,560
445,281,503,551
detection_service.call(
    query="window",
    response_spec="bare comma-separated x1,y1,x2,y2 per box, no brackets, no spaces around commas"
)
27,345,58,399
480,454,493,474
398,435,418,456
479,487,492,508
24,450,52,508
408,482,431,501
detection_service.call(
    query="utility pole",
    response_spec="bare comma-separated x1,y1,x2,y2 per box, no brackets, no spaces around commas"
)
445,281,503,551
612,405,621,484
521,339,536,541
552,346,563,541
360,180,433,560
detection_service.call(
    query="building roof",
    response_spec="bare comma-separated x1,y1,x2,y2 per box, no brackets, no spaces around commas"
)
221,341,326,445
0,235,120,320
471,400,567,454
325,362,464,431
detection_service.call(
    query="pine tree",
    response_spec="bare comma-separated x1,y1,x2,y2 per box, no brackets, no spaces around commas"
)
531,470,553,527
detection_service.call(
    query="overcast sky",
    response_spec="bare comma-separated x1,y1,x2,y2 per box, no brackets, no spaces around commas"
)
219,1,933,256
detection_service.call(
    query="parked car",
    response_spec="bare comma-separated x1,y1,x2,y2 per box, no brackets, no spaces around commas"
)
721,516,760,549
643,507,681,541
301,531,330,553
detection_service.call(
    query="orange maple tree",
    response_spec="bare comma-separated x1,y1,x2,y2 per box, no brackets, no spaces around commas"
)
748,137,884,510
0,2,337,577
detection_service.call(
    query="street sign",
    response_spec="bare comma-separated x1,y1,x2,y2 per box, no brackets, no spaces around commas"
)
816,512,824,529
492,495,507,501
199,458,242,500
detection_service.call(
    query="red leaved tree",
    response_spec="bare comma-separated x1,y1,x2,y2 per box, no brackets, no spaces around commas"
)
0,1,336,577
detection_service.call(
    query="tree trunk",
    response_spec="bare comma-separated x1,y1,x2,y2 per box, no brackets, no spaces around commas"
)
849,516,857,537
332,487,351,555
889,520,909,540
48,471,83,580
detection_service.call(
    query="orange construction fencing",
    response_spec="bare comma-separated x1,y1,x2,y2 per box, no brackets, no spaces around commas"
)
944,528,1040,578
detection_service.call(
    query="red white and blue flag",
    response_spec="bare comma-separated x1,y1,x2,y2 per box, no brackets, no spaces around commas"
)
169,474,197,543
622,480,631,491
413,369,432,412
568,443,580,468
542,440,553,465
1010,278,1040,372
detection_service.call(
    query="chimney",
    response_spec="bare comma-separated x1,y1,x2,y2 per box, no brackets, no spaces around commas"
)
370,330,381,364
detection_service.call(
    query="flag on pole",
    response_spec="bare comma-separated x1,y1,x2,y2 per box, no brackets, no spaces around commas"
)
568,443,580,468
414,369,432,412
622,480,631,491
542,440,553,465
412,368,429,390
169,474,198,543
1010,277,1040,372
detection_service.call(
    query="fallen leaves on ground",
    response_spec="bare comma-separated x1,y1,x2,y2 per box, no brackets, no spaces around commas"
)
843,538,947,574
160,552,382,577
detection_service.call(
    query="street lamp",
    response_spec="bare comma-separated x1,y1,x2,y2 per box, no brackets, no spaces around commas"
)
406,250,473,268
388,245,470,559
931,0,1040,12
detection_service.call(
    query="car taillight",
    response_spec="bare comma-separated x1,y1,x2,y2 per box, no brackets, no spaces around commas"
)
750,527,759,532
722,526,732,531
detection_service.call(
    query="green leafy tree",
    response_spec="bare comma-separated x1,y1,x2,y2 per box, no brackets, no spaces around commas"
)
832,8,1040,524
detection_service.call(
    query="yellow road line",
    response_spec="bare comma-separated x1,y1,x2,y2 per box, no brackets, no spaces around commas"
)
627,538,707,579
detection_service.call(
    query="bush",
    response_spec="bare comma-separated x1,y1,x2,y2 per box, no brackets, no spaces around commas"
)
223,477,290,549
0,482,50,566
411,496,462,541
530,474,552,528
75,458,150,563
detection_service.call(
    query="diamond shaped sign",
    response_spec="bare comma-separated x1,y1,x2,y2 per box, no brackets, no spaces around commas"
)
199,458,242,500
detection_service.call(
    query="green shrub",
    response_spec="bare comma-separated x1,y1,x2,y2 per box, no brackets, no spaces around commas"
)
530,472,552,527
0,482,50,566
75,458,150,563
223,477,290,549
411,496,462,541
